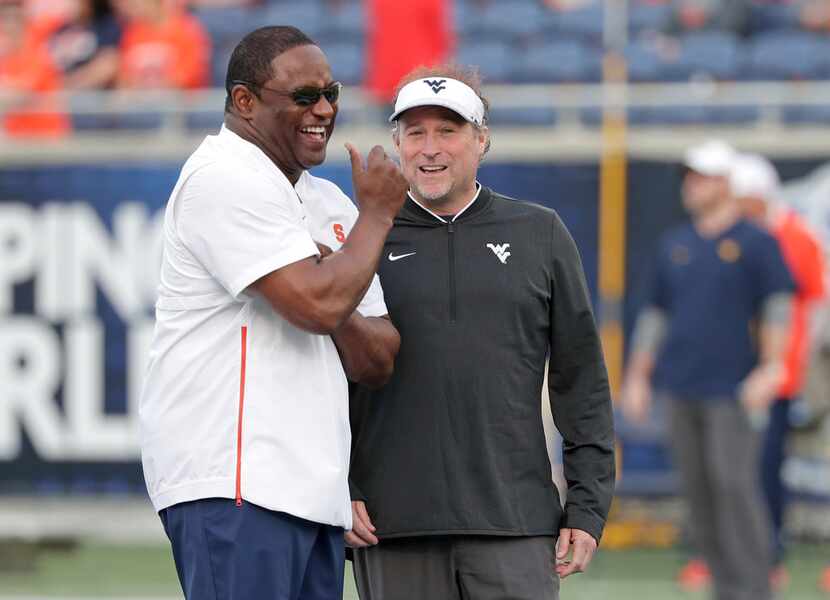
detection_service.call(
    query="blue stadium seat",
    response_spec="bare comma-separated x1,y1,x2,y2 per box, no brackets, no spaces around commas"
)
512,40,601,83
456,40,514,82
782,105,830,125
663,31,743,81
628,1,672,34
261,2,324,38
747,31,830,80
546,1,604,42
472,0,547,40
579,106,737,127
453,0,479,37
704,105,760,124
185,110,224,132
191,6,252,40
318,41,364,85
624,38,667,82
750,0,802,32
631,105,709,125
487,106,557,126
316,0,365,44
212,42,235,87
71,113,164,131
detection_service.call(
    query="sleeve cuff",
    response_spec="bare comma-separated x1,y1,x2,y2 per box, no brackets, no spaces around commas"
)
349,477,367,502
561,506,606,544
228,239,319,299
356,299,389,318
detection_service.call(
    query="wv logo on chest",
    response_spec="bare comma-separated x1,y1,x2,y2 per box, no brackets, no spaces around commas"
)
486,243,511,264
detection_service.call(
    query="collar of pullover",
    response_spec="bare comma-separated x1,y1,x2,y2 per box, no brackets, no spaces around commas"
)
398,185,493,226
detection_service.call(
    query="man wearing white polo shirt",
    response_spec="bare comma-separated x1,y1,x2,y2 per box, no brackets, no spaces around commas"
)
139,26,407,600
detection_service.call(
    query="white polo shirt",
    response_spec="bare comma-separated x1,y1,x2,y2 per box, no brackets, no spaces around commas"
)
139,125,387,529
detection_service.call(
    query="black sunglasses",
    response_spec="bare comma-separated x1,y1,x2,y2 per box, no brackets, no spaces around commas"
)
232,80,342,107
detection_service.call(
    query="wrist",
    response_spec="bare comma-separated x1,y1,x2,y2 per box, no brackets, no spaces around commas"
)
758,360,783,378
357,208,395,230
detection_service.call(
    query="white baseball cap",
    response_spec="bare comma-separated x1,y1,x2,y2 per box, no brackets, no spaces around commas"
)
683,139,736,177
389,77,486,127
729,153,780,200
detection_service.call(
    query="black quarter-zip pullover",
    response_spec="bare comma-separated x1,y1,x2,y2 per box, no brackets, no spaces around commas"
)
349,187,615,542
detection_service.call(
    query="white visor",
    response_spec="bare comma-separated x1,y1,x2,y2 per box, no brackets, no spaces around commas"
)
683,139,736,177
730,153,780,200
389,77,486,126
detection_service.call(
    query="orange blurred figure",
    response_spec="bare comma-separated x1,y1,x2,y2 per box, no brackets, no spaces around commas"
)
676,558,711,592
115,0,210,89
365,0,453,103
0,0,70,138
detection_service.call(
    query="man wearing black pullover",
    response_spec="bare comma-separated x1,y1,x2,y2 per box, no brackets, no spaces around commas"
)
347,64,616,600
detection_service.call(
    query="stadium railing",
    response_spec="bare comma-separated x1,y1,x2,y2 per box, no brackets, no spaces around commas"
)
3,81,830,163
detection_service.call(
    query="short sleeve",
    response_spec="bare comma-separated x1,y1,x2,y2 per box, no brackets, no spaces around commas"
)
753,233,796,301
326,182,388,318
177,163,319,299
793,229,826,300
357,274,388,318
644,238,671,311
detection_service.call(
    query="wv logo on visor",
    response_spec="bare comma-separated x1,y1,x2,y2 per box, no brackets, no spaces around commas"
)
424,79,447,94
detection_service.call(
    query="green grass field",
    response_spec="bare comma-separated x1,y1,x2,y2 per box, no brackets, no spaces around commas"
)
0,542,827,599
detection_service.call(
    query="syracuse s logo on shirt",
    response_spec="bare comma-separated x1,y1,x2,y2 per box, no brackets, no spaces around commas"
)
333,223,346,243
486,243,511,264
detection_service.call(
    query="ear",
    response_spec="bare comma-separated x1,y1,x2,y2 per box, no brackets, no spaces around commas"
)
391,127,401,153
477,126,490,157
231,84,257,118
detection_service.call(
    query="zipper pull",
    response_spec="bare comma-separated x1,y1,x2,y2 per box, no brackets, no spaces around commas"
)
448,221,455,233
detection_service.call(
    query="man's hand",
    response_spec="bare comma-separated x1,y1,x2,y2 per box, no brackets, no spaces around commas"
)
739,362,782,413
621,375,652,424
345,501,379,548
346,143,408,223
314,241,333,262
555,528,597,578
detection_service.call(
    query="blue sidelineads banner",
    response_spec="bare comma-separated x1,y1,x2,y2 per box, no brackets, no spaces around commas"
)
0,159,828,509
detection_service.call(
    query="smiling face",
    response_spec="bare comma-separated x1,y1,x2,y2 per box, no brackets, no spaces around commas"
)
245,44,337,183
393,105,488,213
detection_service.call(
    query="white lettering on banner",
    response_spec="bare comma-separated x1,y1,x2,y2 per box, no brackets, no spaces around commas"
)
0,204,37,315
0,201,163,461
0,317,64,460
37,202,159,320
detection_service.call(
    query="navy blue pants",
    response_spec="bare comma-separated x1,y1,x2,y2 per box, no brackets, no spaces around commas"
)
159,499,344,600
761,398,791,566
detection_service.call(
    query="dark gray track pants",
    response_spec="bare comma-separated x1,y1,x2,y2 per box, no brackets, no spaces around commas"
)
352,535,560,600
668,396,772,600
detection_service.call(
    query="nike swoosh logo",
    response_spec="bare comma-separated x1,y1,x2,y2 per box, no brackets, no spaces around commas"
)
388,251,416,262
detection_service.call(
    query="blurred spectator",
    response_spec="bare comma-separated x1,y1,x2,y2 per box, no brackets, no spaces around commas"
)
365,0,453,103
0,0,70,137
731,153,826,591
43,0,121,89
542,0,596,11
23,0,75,21
114,0,210,89
622,140,794,600
186,0,259,7
799,0,830,30
666,0,753,36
